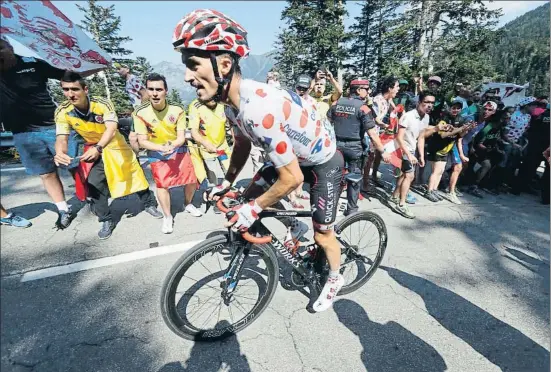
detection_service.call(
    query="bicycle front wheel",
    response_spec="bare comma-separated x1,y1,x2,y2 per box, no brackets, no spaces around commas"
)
160,233,279,341
335,211,388,295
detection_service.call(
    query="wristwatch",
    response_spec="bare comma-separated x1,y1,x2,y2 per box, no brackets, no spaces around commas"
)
93,144,103,153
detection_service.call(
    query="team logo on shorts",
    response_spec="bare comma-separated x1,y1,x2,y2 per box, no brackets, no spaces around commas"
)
95,115,104,123
168,114,176,123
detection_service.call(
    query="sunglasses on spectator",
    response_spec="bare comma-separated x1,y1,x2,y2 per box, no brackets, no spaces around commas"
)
484,108,495,112
296,87,307,92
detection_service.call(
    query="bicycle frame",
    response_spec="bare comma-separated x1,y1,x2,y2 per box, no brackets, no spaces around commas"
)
220,209,321,303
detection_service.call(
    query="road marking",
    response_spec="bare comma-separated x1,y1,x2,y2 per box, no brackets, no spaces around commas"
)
0,166,26,172
19,240,202,282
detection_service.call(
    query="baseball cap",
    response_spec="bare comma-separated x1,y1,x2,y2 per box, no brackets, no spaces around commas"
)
399,79,408,85
296,74,311,89
113,62,129,69
450,98,464,107
428,76,442,84
483,101,498,111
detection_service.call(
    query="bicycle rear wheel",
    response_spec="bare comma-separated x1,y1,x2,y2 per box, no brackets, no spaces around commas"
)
160,234,279,341
335,211,387,295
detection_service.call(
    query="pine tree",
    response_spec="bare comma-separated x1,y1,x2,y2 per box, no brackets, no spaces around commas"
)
76,0,132,113
131,56,153,82
168,89,183,105
275,0,348,86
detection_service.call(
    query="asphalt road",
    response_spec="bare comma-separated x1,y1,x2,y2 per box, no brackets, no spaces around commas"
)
1,160,549,372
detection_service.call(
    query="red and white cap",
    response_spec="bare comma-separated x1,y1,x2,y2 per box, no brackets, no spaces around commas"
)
172,9,250,58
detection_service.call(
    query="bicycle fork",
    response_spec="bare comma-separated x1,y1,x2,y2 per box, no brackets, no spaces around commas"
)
221,238,250,305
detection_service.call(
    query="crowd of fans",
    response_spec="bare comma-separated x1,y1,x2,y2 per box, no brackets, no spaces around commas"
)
1,33,549,236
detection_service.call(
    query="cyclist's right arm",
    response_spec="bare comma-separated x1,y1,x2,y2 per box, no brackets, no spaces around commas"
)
223,131,252,188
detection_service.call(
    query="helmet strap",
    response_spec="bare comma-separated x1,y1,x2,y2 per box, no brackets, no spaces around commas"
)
208,53,235,104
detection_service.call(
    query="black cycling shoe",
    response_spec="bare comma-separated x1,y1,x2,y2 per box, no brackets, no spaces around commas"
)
144,206,163,219
55,210,73,230
98,220,115,240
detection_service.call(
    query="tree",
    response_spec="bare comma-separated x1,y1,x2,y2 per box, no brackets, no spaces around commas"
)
131,56,153,82
347,0,406,85
487,2,550,96
168,89,183,105
275,0,348,87
76,0,132,113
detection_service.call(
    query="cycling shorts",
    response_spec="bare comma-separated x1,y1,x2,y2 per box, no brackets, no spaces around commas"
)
252,151,345,231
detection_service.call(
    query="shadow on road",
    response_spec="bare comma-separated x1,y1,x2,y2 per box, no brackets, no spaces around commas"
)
383,266,551,372
334,298,447,372
159,321,251,372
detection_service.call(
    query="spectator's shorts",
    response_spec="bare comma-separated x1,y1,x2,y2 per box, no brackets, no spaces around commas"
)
401,152,415,173
13,127,78,175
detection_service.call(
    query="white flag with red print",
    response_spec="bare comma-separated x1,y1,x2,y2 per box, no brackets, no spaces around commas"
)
0,1,111,71
379,104,405,169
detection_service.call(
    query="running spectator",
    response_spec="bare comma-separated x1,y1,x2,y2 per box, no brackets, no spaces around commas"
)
0,204,31,228
425,99,474,204
329,78,390,216
493,106,517,190
362,76,399,191
311,67,343,119
114,62,149,154
390,91,443,218
188,98,232,187
466,106,505,198
134,73,201,233
0,38,98,229
54,72,159,239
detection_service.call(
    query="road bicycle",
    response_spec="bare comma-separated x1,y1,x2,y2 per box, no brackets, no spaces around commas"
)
160,190,387,341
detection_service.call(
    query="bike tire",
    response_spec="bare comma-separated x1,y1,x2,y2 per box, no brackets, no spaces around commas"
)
335,211,387,295
160,233,280,342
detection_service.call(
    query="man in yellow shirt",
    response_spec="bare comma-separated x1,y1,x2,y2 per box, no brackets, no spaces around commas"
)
54,72,159,240
311,68,343,119
187,98,232,186
134,73,200,234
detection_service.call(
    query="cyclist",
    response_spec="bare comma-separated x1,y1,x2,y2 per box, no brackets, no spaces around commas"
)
173,9,345,311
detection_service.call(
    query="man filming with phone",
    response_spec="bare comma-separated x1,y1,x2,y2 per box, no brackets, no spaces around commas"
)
311,66,343,119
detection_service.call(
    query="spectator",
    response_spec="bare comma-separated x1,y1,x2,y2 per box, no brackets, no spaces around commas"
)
134,73,201,233
266,70,281,88
390,91,443,218
425,99,473,204
188,98,232,187
0,204,31,228
311,67,343,119
466,105,504,198
0,38,98,229
362,76,399,191
54,72,158,240
295,74,314,103
114,62,149,154
512,97,549,195
453,85,470,112
393,79,415,111
542,147,550,205
492,106,517,190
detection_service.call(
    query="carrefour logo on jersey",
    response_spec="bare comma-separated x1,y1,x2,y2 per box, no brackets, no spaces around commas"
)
284,124,311,146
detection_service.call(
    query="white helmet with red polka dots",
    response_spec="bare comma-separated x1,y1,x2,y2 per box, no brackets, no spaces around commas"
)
172,9,250,102
172,9,250,58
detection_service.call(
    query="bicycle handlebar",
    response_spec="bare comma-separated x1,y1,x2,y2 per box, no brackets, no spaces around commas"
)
214,191,272,245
